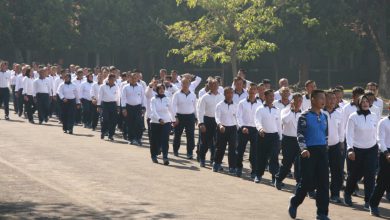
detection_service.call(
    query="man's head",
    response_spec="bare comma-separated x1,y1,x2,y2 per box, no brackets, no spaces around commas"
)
305,80,316,94
325,90,336,110
160,69,167,79
209,79,219,93
108,73,116,85
262,79,271,90
248,83,257,99
366,82,378,96
292,93,303,110
237,68,246,79
310,89,326,109
280,86,290,100
234,76,244,91
264,89,275,105
278,78,289,88
364,91,376,107
181,77,190,90
224,87,234,102
352,86,365,104
129,73,138,85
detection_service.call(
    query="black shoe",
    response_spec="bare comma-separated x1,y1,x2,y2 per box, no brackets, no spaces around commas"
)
163,159,169,166
330,195,341,203
186,154,193,160
92,127,96,131
344,192,353,206
288,197,297,219
5,115,9,120
308,191,316,199
44,117,48,123
108,136,114,141
152,157,158,163
316,214,329,220
174,152,179,157
370,206,380,217
68,130,73,135
39,121,43,125
200,160,206,168
364,202,369,210
275,180,282,190
100,134,104,140
235,168,242,177
29,120,35,124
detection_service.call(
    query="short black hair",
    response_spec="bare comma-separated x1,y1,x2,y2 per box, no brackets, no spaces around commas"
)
264,89,274,96
311,89,325,99
352,86,365,97
262,79,271,84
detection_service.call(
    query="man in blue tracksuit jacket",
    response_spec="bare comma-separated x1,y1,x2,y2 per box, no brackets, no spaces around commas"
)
288,89,329,220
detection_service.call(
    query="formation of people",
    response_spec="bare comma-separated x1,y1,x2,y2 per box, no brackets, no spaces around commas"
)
0,60,389,220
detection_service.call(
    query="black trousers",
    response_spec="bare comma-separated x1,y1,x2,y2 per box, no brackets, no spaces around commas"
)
150,123,171,159
345,145,378,202
276,135,300,182
101,102,117,137
61,99,76,132
81,99,92,126
24,95,35,121
49,95,57,117
328,143,343,197
0,87,10,116
173,113,195,155
91,102,99,129
146,118,152,144
75,104,82,124
236,126,257,171
126,104,143,141
17,89,24,116
291,147,329,216
11,85,17,113
56,95,63,121
255,132,280,177
370,151,390,208
199,116,217,162
36,93,50,122
214,125,237,168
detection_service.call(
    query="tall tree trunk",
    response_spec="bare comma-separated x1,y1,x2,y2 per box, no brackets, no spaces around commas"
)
95,52,100,67
297,49,310,88
378,58,390,98
230,43,238,86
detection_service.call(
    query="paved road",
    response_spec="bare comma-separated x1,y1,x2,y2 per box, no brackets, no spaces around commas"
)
0,112,389,219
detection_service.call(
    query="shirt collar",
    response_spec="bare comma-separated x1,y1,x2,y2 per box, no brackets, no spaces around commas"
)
224,100,233,105
246,98,257,104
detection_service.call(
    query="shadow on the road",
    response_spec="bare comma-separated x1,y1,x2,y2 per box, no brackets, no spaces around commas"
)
0,201,179,219
71,133,94,138
3,118,24,123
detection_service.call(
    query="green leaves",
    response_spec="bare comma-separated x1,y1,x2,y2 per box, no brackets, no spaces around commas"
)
167,0,281,68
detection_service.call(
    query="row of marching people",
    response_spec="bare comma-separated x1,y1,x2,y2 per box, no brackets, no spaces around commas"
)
0,60,389,219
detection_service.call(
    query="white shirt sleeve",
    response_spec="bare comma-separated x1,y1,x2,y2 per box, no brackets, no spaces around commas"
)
346,115,355,150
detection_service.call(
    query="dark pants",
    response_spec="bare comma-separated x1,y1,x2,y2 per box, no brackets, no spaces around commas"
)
91,102,99,129
255,132,280,177
0,87,10,116
126,104,143,141
75,104,82,124
11,85,17,113
147,118,152,144
291,147,329,216
236,126,257,172
214,125,237,168
150,123,171,159
101,102,117,138
17,89,24,116
328,143,343,197
36,93,50,122
276,135,300,183
81,99,92,126
345,145,378,202
24,95,35,121
370,151,390,208
173,113,195,155
199,116,217,162
61,99,76,132
49,96,57,117
56,95,63,121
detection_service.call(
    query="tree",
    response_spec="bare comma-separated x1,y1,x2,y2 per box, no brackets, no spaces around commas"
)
347,0,390,98
166,0,282,81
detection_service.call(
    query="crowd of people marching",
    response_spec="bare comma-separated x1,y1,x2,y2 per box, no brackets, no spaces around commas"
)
0,59,389,220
